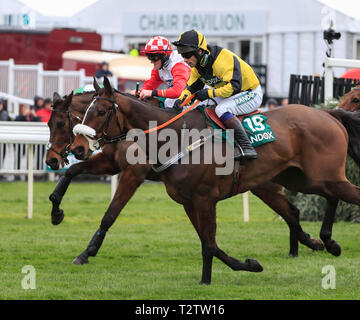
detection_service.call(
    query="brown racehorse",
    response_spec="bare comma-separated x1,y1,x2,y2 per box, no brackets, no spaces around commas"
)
70,77,360,284
338,86,360,111
46,89,323,262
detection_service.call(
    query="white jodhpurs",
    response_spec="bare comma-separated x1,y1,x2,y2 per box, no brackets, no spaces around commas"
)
214,85,263,118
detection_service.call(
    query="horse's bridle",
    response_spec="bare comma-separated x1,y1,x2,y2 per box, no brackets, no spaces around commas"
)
47,108,82,164
73,95,126,151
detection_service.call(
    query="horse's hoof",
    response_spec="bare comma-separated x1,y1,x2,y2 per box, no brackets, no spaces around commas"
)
199,280,211,285
311,238,325,251
325,240,341,257
51,210,64,225
245,258,263,272
72,255,89,265
288,253,298,258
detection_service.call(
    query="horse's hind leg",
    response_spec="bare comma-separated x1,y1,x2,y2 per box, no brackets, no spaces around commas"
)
72,167,145,265
319,181,360,256
320,198,340,256
251,182,324,257
184,201,262,285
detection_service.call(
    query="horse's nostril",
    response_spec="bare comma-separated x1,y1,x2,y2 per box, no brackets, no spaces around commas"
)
49,158,58,164
46,158,59,170
72,146,84,160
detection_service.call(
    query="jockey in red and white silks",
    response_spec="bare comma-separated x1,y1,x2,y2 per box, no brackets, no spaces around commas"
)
131,36,191,108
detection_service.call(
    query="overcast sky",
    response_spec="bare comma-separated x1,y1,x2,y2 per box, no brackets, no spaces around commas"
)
18,0,360,19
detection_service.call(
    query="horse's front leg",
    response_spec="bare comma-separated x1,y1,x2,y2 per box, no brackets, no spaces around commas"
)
184,199,262,285
50,152,117,225
72,166,147,265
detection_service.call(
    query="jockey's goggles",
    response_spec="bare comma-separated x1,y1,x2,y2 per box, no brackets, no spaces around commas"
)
146,53,162,61
180,51,196,59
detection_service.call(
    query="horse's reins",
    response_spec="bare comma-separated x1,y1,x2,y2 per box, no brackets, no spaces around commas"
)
47,108,82,164
73,95,126,151
143,94,200,134
74,93,200,151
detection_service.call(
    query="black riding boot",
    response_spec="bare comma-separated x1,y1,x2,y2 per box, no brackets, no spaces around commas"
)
223,116,258,161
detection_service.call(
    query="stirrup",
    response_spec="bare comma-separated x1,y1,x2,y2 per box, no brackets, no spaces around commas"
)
233,145,258,162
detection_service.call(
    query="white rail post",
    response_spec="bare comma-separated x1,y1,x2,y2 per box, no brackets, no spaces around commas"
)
111,174,118,199
79,68,86,87
37,62,43,97
58,69,64,96
8,59,14,98
324,57,333,104
243,192,249,222
27,144,34,219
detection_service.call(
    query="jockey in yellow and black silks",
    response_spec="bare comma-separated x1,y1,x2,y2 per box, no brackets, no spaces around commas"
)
172,29,263,161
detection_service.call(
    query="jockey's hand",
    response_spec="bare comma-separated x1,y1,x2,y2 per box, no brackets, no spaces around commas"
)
194,89,209,102
173,99,182,112
129,89,136,96
139,89,153,100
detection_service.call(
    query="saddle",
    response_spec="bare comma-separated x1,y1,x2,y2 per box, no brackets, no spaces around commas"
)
204,107,260,130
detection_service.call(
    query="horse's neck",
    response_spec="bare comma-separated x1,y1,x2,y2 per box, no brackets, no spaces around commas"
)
118,93,205,132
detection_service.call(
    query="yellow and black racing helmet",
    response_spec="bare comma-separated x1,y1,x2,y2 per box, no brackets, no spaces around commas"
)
172,29,208,55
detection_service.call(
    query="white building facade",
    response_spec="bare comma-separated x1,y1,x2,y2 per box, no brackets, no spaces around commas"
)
69,0,360,98
1,0,360,98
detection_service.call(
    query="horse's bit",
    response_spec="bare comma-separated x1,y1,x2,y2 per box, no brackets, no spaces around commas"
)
73,96,126,151
47,109,82,164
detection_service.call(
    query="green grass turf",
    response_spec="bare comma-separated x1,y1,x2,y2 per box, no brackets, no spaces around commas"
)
0,181,359,300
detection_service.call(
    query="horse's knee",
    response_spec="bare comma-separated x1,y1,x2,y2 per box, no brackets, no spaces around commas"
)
202,244,216,258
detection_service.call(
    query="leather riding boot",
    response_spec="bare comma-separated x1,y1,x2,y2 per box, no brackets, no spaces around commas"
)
223,116,258,161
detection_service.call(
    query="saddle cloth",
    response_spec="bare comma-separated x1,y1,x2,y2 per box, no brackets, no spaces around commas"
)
203,107,276,148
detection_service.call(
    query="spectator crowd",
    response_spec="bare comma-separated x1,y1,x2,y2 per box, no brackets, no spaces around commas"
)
0,95,53,123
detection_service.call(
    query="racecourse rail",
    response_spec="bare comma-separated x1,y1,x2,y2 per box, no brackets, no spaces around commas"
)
0,122,119,218
0,122,250,222
324,57,360,102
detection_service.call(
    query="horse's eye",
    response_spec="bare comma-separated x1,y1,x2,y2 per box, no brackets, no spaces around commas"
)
98,110,106,116
352,98,360,103
57,121,65,128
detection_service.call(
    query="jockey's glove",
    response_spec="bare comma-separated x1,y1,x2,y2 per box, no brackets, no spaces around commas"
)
173,99,182,112
194,89,210,102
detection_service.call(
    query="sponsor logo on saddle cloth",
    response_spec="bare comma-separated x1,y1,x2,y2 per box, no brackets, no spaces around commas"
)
242,114,276,147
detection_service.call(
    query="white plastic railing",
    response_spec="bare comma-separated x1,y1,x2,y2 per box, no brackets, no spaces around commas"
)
0,59,117,118
0,122,117,219
324,57,360,103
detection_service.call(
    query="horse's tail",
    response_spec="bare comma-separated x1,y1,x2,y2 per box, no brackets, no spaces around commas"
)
326,109,360,166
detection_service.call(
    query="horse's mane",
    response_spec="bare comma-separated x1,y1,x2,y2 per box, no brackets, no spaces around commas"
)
114,89,180,115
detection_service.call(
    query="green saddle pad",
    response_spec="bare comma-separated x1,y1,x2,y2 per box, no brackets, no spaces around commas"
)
154,96,166,109
242,114,276,147
198,106,275,147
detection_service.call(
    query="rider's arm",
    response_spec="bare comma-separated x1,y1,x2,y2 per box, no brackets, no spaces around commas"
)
142,69,163,91
208,50,242,99
178,68,203,103
154,63,190,99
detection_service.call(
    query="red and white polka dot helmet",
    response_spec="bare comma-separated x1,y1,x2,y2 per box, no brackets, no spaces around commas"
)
144,36,173,56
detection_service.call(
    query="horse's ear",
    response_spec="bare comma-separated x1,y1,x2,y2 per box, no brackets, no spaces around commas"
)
53,92,62,104
93,77,100,92
103,76,113,97
64,91,73,107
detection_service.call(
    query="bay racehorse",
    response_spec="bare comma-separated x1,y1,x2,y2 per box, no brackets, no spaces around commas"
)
70,77,360,284
46,89,324,263
338,86,360,111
